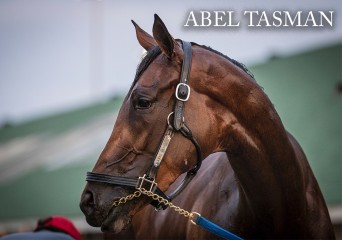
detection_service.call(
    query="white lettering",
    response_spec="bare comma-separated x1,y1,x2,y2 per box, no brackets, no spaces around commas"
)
214,11,226,26
184,11,198,26
284,11,302,26
244,11,259,27
319,11,333,26
257,11,271,27
304,11,318,26
201,11,211,26
272,11,282,27
227,11,240,27
184,10,334,28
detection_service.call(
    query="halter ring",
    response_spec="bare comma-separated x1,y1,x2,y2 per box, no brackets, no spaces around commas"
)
167,112,184,127
167,112,174,126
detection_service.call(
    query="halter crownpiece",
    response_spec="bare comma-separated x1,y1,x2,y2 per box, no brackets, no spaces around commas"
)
86,40,203,210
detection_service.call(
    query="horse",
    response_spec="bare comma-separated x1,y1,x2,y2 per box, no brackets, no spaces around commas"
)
80,14,335,239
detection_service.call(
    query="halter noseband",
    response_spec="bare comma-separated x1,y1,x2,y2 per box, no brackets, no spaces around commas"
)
86,41,203,210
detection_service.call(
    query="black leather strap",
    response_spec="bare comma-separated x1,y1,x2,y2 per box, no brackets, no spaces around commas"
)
180,124,203,174
87,172,137,187
86,172,170,209
173,41,192,130
166,124,203,200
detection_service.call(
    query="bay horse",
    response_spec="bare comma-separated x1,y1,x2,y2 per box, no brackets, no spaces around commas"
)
80,14,335,239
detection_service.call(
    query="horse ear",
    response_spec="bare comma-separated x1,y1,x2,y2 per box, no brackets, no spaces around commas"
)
152,14,179,59
132,20,157,51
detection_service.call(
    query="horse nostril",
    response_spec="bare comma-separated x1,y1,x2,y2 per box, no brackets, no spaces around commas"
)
85,191,95,206
80,190,96,215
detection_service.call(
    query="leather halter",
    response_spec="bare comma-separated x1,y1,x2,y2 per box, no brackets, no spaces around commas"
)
86,41,203,210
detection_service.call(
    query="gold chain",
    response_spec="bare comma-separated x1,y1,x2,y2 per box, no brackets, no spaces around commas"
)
112,188,198,223
140,188,194,219
112,191,141,207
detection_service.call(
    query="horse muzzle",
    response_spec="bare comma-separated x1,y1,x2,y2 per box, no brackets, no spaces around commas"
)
80,183,134,232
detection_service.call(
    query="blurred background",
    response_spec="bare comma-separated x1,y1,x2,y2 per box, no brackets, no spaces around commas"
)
0,0,341,239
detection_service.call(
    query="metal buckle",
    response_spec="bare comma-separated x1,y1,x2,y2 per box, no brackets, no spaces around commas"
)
137,174,157,192
175,83,190,102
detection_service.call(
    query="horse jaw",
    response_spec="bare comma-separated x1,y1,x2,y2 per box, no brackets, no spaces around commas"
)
101,205,133,233
112,218,127,233
102,214,132,233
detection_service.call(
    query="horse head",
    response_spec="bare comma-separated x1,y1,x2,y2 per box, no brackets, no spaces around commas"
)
80,14,222,233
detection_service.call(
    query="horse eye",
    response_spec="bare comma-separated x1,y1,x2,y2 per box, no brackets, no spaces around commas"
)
134,97,152,110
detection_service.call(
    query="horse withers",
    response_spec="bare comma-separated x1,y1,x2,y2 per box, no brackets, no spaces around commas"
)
80,14,335,239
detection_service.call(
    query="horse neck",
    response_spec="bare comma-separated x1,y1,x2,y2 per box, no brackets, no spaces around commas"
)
195,50,306,224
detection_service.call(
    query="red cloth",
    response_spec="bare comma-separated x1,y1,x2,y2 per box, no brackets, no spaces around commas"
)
36,216,81,240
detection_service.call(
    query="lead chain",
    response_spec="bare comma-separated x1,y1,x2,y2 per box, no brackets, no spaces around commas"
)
112,191,141,207
112,188,196,222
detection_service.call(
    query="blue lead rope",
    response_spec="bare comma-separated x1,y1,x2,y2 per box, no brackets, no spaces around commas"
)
195,215,244,240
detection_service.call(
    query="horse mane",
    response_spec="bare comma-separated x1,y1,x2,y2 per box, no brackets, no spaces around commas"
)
195,43,255,79
130,42,254,92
